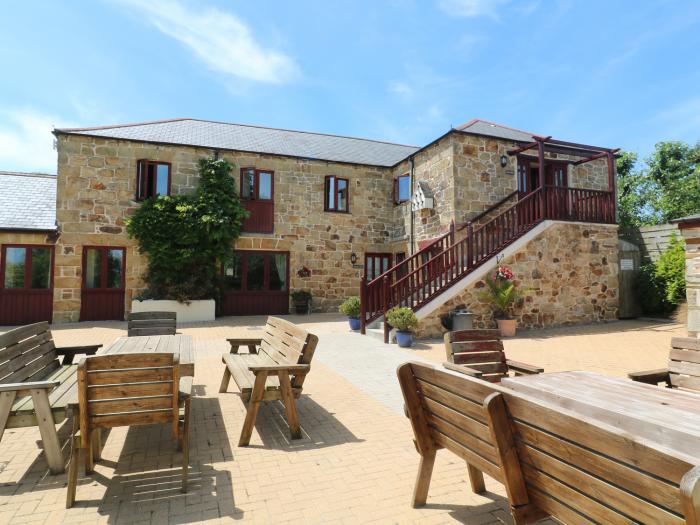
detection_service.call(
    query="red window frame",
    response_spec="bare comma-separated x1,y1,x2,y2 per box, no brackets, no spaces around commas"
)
81,246,127,290
136,159,172,201
393,174,410,204
0,244,55,290
324,175,350,213
364,252,393,281
221,250,290,293
240,168,274,201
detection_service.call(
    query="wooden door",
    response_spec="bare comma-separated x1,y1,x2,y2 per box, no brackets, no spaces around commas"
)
365,253,392,282
221,251,289,315
240,168,274,233
0,244,54,325
80,246,126,321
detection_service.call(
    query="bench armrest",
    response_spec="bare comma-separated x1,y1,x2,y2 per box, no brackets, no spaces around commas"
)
56,344,103,365
506,359,544,375
247,364,310,373
0,380,60,393
442,362,483,378
628,368,670,385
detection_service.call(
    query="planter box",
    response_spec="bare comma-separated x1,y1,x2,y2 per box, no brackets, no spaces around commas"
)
131,299,215,323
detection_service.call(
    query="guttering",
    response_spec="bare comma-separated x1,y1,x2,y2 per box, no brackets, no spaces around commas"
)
0,227,57,233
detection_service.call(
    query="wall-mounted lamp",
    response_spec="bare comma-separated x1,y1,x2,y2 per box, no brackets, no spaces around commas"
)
500,155,509,167
350,253,358,264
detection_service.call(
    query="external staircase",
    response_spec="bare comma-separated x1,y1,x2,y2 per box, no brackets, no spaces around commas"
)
360,185,616,342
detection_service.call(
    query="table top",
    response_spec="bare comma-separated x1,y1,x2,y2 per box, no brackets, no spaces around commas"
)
501,371,700,457
104,334,194,377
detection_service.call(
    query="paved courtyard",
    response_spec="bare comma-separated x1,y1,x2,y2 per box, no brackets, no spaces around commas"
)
0,315,686,524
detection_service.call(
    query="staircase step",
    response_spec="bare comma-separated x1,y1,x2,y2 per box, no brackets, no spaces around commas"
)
365,327,386,342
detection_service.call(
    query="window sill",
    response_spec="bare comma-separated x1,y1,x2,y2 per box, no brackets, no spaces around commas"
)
324,209,351,214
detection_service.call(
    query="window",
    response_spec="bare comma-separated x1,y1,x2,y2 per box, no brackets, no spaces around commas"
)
324,176,349,212
394,174,410,203
1,245,52,290
136,160,171,200
222,251,288,293
83,247,125,290
365,253,392,281
240,168,273,201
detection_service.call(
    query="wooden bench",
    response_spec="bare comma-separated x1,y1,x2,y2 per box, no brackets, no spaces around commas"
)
443,329,542,381
127,311,176,337
399,361,700,524
219,317,318,446
629,336,700,391
0,322,102,473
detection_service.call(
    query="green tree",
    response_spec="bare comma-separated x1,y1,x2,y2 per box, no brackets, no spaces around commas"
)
645,141,700,223
126,158,248,302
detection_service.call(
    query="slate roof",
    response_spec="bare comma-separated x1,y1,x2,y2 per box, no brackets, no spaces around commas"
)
0,172,57,231
55,118,421,168
455,118,537,142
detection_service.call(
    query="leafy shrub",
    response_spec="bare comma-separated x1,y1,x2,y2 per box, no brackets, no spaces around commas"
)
479,265,529,319
339,296,360,318
126,158,248,302
636,234,686,315
386,307,418,332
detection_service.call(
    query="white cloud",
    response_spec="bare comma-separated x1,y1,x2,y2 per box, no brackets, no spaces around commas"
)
388,81,414,99
0,110,72,173
653,97,700,138
438,0,510,18
114,0,300,84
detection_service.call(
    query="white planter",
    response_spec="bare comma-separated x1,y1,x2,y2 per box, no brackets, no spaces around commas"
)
131,299,215,323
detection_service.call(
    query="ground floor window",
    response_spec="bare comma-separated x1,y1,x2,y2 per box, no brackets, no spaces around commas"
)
80,246,126,321
365,253,392,281
0,244,54,325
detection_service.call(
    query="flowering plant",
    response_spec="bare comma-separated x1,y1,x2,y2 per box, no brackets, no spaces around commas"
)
297,266,311,278
480,265,528,319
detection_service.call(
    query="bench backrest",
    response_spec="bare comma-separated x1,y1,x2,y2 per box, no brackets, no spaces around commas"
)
397,361,504,485
0,321,60,385
400,362,700,524
78,353,180,445
668,337,700,390
259,316,318,389
444,329,508,382
127,311,177,337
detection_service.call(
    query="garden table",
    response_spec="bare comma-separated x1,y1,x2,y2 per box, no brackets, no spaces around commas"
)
102,334,195,377
501,370,700,457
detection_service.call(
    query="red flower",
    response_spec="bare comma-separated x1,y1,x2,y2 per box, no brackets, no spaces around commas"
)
495,265,514,281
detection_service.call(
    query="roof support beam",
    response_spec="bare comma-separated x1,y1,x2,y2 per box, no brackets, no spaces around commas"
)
507,136,551,156
573,148,620,166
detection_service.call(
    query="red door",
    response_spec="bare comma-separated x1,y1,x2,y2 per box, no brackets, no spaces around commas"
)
0,244,54,325
240,168,274,233
365,253,392,282
80,246,126,321
221,251,289,315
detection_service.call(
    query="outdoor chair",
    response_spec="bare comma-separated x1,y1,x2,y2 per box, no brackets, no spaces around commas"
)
443,329,542,382
66,352,191,508
127,311,177,337
629,336,700,391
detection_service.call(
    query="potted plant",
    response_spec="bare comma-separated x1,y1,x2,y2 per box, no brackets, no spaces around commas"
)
480,265,528,337
339,296,361,330
386,306,419,348
291,290,312,314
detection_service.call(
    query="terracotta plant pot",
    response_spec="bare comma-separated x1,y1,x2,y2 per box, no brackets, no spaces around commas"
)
496,318,516,337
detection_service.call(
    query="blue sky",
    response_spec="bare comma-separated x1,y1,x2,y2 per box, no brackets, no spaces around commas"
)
1,0,699,173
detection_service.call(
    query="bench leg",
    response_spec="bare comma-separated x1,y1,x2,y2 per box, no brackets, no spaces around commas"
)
278,371,301,440
31,388,64,474
412,449,436,507
248,344,258,354
467,463,486,494
219,367,232,393
181,398,191,493
66,417,80,509
229,344,239,354
0,391,17,442
91,429,102,462
239,371,268,447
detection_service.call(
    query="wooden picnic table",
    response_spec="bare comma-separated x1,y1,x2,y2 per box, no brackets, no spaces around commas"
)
501,370,700,458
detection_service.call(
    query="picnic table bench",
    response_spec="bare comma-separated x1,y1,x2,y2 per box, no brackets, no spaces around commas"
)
0,322,102,473
629,336,700,391
443,329,542,381
399,361,700,524
127,311,177,337
219,317,318,446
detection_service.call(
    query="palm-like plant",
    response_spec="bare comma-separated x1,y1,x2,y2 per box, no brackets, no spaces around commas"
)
480,266,528,319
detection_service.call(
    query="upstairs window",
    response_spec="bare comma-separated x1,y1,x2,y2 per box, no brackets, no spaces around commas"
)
136,160,171,200
240,168,274,233
324,176,349,212
240,168,273,201
394,174,410,204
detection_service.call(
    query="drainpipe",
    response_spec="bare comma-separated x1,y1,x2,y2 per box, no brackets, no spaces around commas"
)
409,156,415,256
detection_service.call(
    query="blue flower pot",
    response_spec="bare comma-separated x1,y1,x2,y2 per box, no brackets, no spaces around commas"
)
396,330,413,348
348,317,361,331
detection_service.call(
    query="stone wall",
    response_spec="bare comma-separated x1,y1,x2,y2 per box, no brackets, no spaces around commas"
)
416,222,619,338
678,220,700,337
54,134,399,320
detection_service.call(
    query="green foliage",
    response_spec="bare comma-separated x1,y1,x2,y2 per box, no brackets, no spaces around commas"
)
636,234,686,315
126,158,248,302
291,290,312,303
339,296,360,318
480,274,528,319
386,306,418,332
616,142,700,227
